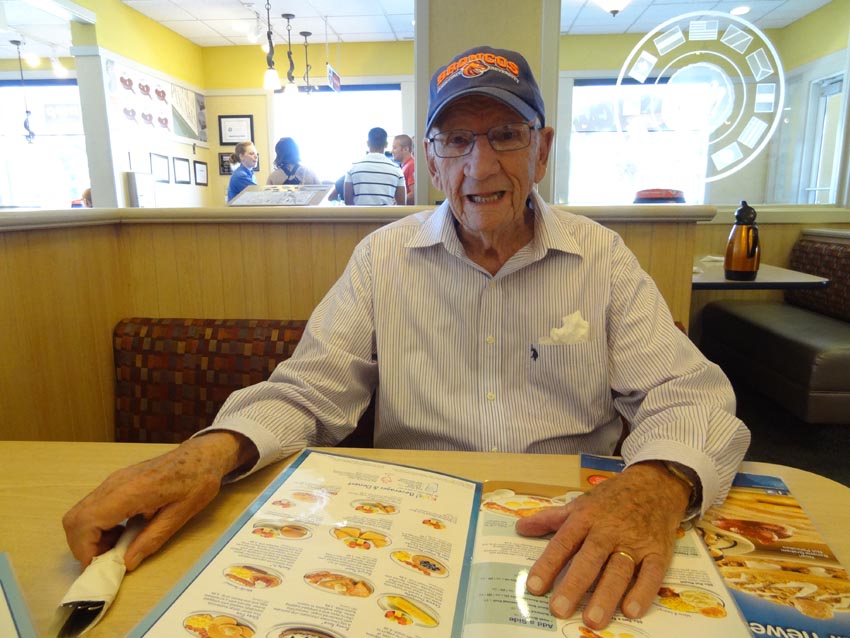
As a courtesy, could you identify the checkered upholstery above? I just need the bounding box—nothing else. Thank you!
[114,318,307,443]
[786,238,850,322]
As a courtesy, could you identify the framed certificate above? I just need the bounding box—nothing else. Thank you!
[218,114,254,145]
[193,161,208,186]
[150,153,170,183]
[173,157,191,184]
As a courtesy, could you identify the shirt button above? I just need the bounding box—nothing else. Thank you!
[486,392,496,401]
[486,335,495,345]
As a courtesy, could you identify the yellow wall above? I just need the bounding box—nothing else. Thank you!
[73,0,205,86]
[201,41,414,90]
[771,0,850,71]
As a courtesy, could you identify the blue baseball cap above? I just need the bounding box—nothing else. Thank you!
[426,46,546,133]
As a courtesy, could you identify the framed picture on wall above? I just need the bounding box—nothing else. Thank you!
[150,153,170,183]
[193,160,208,186]
[218,114,253,145]
[173,157,191,184]
[219,153,233,175]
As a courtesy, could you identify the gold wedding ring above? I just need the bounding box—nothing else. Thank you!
[614,550,636,565]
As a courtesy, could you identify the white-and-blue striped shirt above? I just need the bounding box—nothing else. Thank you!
[210,192,750,514]
[344,153,405,205]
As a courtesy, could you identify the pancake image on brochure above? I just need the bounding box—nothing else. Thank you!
[481,488,574,518]
[266,625,345,638]
[183,611,256,638]
[696,522,755,560]
[378,594,440,627]
[718,557,850,619]
[330,525,391,549]
[223,564,282,589]
[350,499,399,514]
[303,570,374,597]
[390,550,448,577]
[561,620,648,638]
[251,520,312,540]
[654,584,727,617]
[272,491,328,511]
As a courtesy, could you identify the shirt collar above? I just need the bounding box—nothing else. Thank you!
[405,191,583,260]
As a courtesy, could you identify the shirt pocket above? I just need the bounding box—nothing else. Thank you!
[526,340,609,425]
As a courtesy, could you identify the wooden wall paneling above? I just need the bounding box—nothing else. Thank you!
[73,225,126,442]
[119,224,163,316]
[193,225,228,316]
[285,224,321,319]
[170,224,206,317]
[217,225,251,318]
[238,224,272,318]
[0,231,50,440]
[262,224,296,319]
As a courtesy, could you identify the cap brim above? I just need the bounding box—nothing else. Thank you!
[426,87,539,132]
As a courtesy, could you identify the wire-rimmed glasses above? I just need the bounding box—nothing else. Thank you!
[427,122,540,158]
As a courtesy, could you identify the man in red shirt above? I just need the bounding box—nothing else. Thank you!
[392,134,415,204]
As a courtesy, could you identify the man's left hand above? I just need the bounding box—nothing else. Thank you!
[516,461,691,629]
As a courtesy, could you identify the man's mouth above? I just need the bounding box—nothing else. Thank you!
[467,191,505,204]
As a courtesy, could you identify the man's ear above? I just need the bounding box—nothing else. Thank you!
[534,126,556,184]
[425,142,444,192]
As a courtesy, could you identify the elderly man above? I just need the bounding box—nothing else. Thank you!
[63,46,749,631]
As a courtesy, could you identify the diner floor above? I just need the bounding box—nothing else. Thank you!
[733,381,850,488]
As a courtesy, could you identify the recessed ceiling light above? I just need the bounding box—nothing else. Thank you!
[730,6,751,16]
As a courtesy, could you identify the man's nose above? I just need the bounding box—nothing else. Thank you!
[465,135,500,178]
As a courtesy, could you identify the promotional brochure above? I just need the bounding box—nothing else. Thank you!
[130,451,847,638]
[0,553,37,638]
[582,455,850,638]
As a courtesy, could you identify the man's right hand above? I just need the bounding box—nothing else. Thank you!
[62,431,257,571]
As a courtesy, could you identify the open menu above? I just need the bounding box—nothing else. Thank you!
[0,553,37,638]
[582,455,850,638]
[131,450,759,638]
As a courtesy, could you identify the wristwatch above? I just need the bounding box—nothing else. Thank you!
[662,461,702,521]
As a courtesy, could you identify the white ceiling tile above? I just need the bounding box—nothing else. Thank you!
[160,20,222,37]
[124,1,195,21]
[327,15,392,33]
[307,0,382,16]
[339,32,395,42]
[377,0,414,14]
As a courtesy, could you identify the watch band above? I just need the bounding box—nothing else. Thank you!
[663,461,702,520]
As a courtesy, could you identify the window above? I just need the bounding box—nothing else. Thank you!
[802,75,844,204]
[272,86,403,183]
[0,82,89,209]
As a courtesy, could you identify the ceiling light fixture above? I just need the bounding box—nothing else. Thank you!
[281,12,298,95]
[10,39,35,143]
[51,54,69,79]
[300,30,314,93]
[262,1,281,91]
[730,6,751,16]
[594,0,631,17]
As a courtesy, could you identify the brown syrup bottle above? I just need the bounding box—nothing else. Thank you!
[724,200,760,281]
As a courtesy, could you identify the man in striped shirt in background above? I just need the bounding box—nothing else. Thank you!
[63,46,750,633]
[344,127,406,206]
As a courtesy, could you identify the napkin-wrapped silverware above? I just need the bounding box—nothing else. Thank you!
[53,516,145,637]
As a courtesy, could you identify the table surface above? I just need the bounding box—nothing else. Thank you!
[692,260,830,290]
[2,442,850,638]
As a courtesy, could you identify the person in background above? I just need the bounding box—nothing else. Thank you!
[344,127,405,205]
[326,175,346,203]
[62,46,749,632]
[81,188,92,208]
[226,141,258,202]
[392,134,415,204]
[267,137,319,186]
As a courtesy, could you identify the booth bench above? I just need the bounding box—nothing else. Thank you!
[699,230,850,424]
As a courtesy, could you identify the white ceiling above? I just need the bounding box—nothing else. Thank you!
[0,0,834,61]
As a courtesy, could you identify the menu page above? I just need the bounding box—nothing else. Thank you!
[131,450,481,638]
[698,473,850,637]
[0,553,37,638]
[461,477,750,638]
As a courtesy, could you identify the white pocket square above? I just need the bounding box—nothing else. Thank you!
[539,311,589,345]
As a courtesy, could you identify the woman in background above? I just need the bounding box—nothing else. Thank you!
[227,141,258,202]
[267,137,319,186]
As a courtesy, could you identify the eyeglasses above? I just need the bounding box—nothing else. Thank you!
[427,122,540,158]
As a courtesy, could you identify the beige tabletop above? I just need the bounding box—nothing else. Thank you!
[691,260,830,290]
[2,441,849,637]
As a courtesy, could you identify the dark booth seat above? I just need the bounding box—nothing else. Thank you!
[699,231,850,425]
